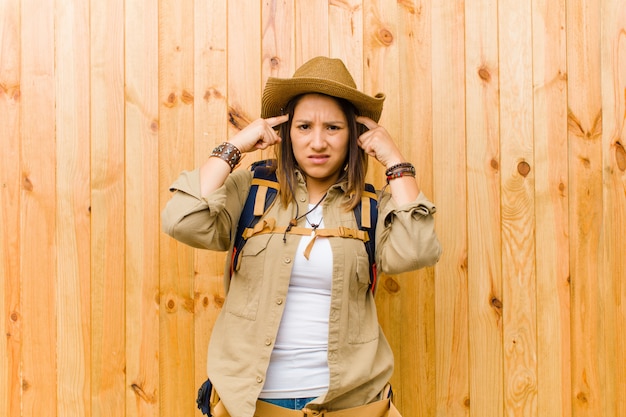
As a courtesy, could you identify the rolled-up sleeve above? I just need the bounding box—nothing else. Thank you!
[161,168,251,251]
[376,191,442,275]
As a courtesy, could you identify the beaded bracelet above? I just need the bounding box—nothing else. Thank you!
[210,142,242,171]
[386,169,416,183]
[385,162,414,177]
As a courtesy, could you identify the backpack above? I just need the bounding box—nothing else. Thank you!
[230,159,380,294]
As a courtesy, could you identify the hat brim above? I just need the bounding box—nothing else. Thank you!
[261,77,385,122]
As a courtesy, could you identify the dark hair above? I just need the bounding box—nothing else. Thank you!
[274,93,368,211]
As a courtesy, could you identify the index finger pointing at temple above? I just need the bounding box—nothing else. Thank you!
[356,116,378,130]
[266,114,289,128]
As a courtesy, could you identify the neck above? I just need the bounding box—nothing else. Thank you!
[305,178,337,203]
[307,186,330,204]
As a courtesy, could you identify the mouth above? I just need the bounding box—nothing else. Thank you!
[308,155,330,164]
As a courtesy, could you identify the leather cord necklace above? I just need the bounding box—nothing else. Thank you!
[283,192,327,243]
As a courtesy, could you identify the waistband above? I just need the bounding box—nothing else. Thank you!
[212,397,401,417]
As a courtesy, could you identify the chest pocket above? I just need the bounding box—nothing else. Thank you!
[348,248,379,344]
[225,234,272,320]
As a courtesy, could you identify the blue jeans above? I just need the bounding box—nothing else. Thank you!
[259,397,317,410]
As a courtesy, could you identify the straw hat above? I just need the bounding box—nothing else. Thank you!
[261,56,385,122]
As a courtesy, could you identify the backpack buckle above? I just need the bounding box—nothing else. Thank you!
[337,226,357,239]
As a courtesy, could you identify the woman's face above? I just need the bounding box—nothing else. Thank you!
[290,94,350,192]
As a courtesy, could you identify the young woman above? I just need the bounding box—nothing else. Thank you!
[162,56,441,417]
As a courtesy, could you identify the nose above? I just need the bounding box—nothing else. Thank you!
[310,127,327,150]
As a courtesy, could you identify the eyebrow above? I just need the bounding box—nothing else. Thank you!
[293,119,346,125]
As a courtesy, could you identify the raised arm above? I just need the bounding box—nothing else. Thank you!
[199,115,289,196]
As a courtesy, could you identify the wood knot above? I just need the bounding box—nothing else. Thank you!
[567,108,602,140]
[181,89,194,104]
[377,28,394,46]
[490,158,499,171]
[150,119,159,133]
[615,141,626,171]
[398,0,419,14]
[204,87,224,101]
[490,296,503,315]
[576,391,588,403]
[214,294,225,308]
[478,66,491,82]
[165,92,177,108]
[228,105,251,131]
[460,256,468,272]
[383,277,400,293]
[131,383,156,403]
[1,84,21,101]
[213,88,224,99]
[183,297,195,313]
[202,296,210,308]
[517,161,531,177]
[270,56,280,69]
[165,298,176,312]
[10,312,18,322]
[22,175,33,192]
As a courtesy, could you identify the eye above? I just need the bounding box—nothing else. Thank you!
[296,123,310,130]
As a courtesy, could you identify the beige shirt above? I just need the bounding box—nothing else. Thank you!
[161,167,442,417]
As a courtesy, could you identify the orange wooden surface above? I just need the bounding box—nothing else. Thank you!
[1,1,624,417]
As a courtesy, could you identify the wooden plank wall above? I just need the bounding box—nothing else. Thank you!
[1,1,625,416]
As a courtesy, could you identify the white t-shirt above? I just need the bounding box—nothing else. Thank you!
[260,204,332,399]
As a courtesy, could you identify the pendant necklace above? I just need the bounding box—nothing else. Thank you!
[283,192,327,243]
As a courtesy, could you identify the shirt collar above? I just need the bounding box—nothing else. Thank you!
[294,168,350,194]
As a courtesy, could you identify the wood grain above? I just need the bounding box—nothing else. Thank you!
[125,0,160,416]
[329,0,363,86]
[499,0,538,415]
[295,0,329,63]
[532,0,571,416]
[394,2,436,415]
[90,0,128,416]
[228,0,262,157]
[55,1,91,416]
[158,0,196,416]
[600,0,626,415]
[567,0,603,415]
[465,0,504,415]
[193,0,228,414]
[20,1,57,415]
[0,1,21,416]
[365,1,435,415]
[262,0,295,80]
[431,1,469,415]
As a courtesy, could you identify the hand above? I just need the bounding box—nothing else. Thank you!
[229,115,289,153]
[356,116,404,168]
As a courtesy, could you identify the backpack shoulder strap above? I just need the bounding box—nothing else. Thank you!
[231,160,279,276]
[353,183,379,294]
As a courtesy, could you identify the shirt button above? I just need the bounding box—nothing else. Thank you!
[299,196,306,202]
[283,257,291,264]
[265,338,272,346]
[276,298,284,305]
[256,376,263,383]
